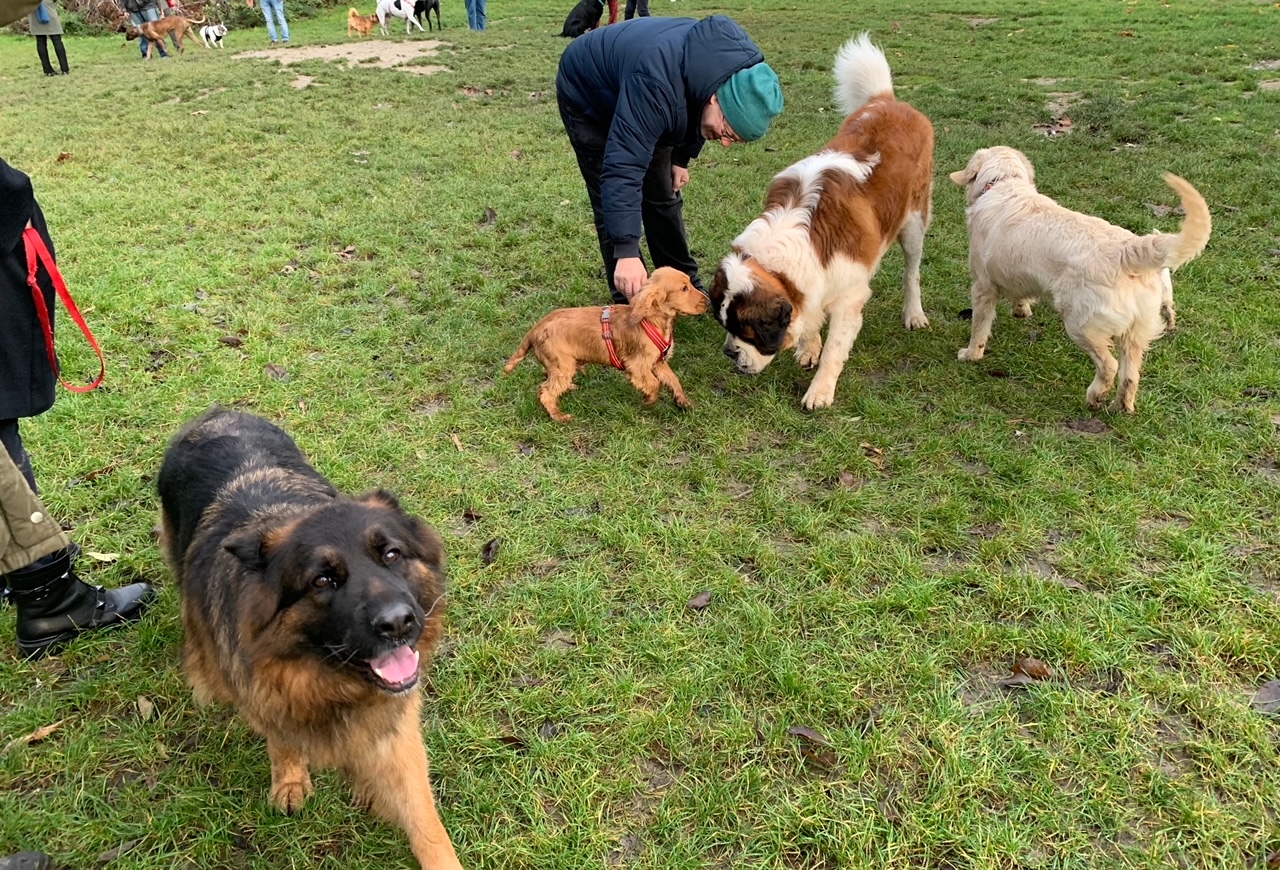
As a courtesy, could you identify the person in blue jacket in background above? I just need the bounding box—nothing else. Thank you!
[556,15,783,303]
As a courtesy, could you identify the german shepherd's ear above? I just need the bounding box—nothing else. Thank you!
[224,526,270,572]
[358,489,403,513]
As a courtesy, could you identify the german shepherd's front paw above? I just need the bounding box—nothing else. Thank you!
[270,776,314,815]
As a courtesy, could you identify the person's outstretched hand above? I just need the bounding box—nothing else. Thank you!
[614,257,647,301]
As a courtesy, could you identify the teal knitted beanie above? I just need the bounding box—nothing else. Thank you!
[715,62,784,142]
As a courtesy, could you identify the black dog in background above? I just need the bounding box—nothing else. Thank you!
[413,0,441,31]
[559,0,603,37]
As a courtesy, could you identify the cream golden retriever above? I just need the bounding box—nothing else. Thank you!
[949,146,1211,413]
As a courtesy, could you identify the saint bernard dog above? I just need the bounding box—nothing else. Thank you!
[710,33,935,410]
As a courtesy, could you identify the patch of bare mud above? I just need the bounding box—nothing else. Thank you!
[235,39,452,75]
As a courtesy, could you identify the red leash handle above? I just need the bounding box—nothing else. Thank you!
[23,226,105,393]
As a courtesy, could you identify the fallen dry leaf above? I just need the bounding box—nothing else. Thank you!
[1013,657,1054,680]
[136,696,155,721]
[97,838,142,863]
[836,471,862,490]
[86,551,119,563]
[264,363,291,382]
[541,630,577,651]
[337,244,358,261]
[450,433,465,451]
[860,442,885,471]
[481,537,501,565]
[218,335,245,348]
[3,718,65,754]
[786,725,831,746]
[463,508,484,525]
[510,149,524,160]
[56,151,72,163]
[190,110,208,116]
[687,590,713,611]
[478,206,498,225]
[1252,679,1280,715]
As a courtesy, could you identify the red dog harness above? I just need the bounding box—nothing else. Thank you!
[600,306,672,372]
[23,227,105,393]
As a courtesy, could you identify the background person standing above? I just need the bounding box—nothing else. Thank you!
[28,0,69,76]
[248,0,289,44]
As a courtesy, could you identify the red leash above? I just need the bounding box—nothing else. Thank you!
[601,306,673,370]
[23,227,105,393]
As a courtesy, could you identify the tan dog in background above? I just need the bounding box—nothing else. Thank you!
[504,267,708,422]
[949,146,1211,413]
[347,6,377,36]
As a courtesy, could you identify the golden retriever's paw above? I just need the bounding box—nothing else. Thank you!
[1011,300,1034,319]
[550,412,573,422]
[957,347,984,362]
[904,311,930,330]
[1107,397,1137,415]
[675,395,694,410]
[801,381,836,411]
[270,779,313,815]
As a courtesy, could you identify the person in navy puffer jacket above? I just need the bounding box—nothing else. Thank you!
[556,15,783,303]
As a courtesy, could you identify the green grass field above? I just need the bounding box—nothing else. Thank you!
[2,0,1279,867]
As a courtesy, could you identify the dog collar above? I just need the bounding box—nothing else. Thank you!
[975,176,1008,200]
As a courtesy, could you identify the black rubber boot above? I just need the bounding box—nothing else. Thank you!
[7,551,155,659]
[0,852,52,870]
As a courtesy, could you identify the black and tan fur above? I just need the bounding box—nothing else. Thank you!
[156,407,462,870]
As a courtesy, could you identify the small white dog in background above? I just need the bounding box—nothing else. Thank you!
[199,22,228,47]
[376,0,424,34]
[949,145,1211,414]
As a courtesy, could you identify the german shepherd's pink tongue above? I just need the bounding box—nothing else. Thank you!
[370,645,419,684]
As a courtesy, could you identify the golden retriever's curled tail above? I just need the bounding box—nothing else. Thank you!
[349,6,359,13]
[503,333,533,373]
[1119,173,1211,274]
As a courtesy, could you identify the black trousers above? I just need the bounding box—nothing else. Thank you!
[558,95,702,304]
[35,35,69,75]
[623,0,648,18]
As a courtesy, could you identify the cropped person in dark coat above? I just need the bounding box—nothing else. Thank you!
[0,157,155,660]
[556,15,784,303]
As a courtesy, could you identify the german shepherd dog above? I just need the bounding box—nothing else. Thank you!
[157,407,463,870]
